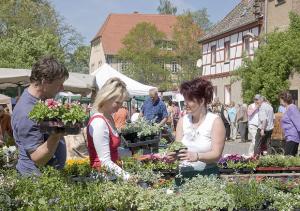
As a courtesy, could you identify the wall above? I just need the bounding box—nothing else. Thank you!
[266,0,293,33]
[209,76,243,105]
[89,39,106,74]
[202,26,260,76]
[289,72,300,107]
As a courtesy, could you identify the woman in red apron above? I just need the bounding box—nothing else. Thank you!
[87,77,130,180]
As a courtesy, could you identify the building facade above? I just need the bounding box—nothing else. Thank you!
[199,0,263,104]
[89,13,177,74]
[200,0,300,106]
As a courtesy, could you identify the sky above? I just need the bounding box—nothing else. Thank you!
[50,0,240,45]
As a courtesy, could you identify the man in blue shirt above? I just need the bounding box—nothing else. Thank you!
[140,88,168,126]
[12,56,69,176]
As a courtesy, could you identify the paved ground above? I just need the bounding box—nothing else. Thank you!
[223,139,251,155]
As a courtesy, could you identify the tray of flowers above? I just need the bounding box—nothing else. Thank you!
[218,154,258,174]
[121,118,162,147]
[29,99,88,135]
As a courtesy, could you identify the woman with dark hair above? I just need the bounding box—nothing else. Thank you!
[168,78,225,184]
[279,91,300,156]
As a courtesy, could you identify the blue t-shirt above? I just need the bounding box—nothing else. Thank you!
[12,88,66,176]
[141,97,168,123]
[228,107,237,123]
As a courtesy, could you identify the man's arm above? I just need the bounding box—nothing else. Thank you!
[29,133,64,167]
[159,102,168,126]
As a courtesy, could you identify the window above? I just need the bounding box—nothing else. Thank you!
[243,37,250,56]
[106,55,113,64]
[224,42,230,62]
[171,61,178,73]
[213,86,218,99]
[211,46,216,65]
[224,85,231,105]
[276,0,286,6]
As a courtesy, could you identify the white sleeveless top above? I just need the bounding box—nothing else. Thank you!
[180,112,218,171]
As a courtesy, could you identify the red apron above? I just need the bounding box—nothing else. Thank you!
[87,114,120,169]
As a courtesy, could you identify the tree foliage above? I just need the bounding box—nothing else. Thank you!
[0,0,85,71]
[184,8,213,32]
[237,12,300,107]
[173,13,203,83]
[157,0,177,15]
[65,46,91,74]
[118,22,171,89]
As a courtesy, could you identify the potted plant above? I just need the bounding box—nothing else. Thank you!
[29,99,88,135]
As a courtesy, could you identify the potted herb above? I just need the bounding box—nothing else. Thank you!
[29,99,87,135]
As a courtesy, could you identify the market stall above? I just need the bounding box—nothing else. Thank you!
[92,63,156,96]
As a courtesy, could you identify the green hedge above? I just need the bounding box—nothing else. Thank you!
[0,168,300,211]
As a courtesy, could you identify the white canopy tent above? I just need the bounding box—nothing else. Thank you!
[91,63,156,96]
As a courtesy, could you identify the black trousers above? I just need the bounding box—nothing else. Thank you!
[224,123,230,140]
[238,122,248,142]
[284,141,299,156]
[254,128,273,155]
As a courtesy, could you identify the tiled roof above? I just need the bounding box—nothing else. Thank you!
[200,0,260,42]
[92,13,177,55]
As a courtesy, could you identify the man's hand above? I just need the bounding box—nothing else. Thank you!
[177,149,198,162]
[260,129,265,137]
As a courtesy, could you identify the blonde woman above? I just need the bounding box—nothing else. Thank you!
[87,77,130,180]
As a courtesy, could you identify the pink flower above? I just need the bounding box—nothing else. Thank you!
[45,99,58,109]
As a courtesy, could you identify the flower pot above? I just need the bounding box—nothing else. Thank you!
[219,168,235,174]
[39,121,82,135]
[122,132,138,143]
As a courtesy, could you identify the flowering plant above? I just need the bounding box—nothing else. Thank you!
[218,154,258,170]
[29,99,87,125]
[121,118,162,138]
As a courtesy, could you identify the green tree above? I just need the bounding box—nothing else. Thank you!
[173,13,203,83]
[157,0,177,15]
[0,0,83,69]
[237,12,300,107]
[184,8,213,32]
[65,45,91,73]
[0,27,64,68]
[118,22,172,89]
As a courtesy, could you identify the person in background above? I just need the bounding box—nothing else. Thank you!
[131,107,140,123]
[220,104,230,141]
[0,105,13,146]
[87,77,131,180]
[211,97,222,115]
[12,56,69,176]
[172,101,180,131]
[254,96,274,155]
[247,95,260,156]
[166,100,174,130]
[168,78,225,185]
[228,101,237,141]
[140,88,168,126]
[279,91,300,156]
[278,104,286,113]
[113,102,128,130]
[236,103,248,142]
